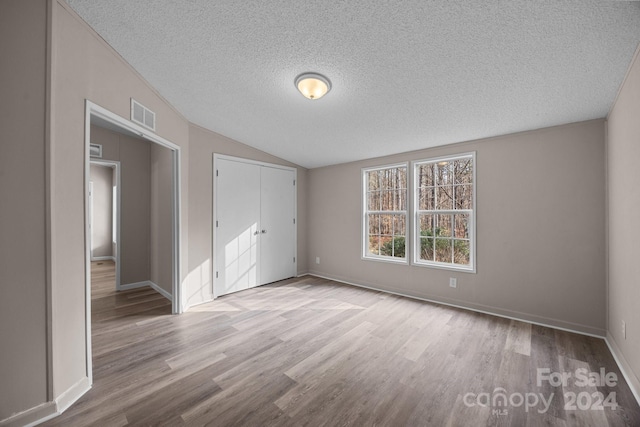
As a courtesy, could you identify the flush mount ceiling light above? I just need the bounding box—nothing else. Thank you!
[295,72,331,100]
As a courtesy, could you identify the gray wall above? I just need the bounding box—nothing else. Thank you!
[89,164,113,258]
[49,0,190,406]
[307,120,606,335]
[607,45,640,394]
[151,143,174,295]
[186,124,308,309]
[0,0,48,420]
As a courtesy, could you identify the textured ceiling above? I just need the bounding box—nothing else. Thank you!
[67,1,640,168]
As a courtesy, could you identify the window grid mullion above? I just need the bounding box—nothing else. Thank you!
[450,213,454,264]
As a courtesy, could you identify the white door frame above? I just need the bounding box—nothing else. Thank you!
[212,153,297,299]
[89,159,121,290]
[84,100,182,384]
[89,181,93,259]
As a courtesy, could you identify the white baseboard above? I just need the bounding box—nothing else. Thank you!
[120,280,173,302]
[605,332,640,406]
[0,402,56,427]
[90,255,115,262]
[54,376,91,417]
[119,280,151,291]
[149,280,173,302]
[0,376,91,427]
[306,272,606,338]
[183,295,214,312]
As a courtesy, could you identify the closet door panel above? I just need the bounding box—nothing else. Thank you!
[215,159,261,296]
[260,166,296,285]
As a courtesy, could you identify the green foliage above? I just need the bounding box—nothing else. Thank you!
[380,227,469,264]
[380,237,406,258]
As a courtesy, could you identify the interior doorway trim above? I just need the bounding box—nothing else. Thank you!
[84,100,182,383]
[89,159,121,289]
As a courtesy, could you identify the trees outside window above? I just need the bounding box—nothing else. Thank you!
[414,153,475,271]
[362,164,408,262]
[362,153,475,271]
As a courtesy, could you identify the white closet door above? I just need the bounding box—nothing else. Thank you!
[260,166,296,285]
[215,159,261,296]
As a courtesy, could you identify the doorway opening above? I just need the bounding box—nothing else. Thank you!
[89,160,120,289]
[84,100,181,384]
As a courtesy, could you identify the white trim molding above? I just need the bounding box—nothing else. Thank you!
[119,280,152,291]
[0,402,56,427]
[54,377,92,416]
[120,280,173,302]
[90,256,115,262]
[0,376,91,427]
[605,333,640,406]
[149,281,173,302]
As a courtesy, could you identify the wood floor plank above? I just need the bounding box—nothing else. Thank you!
[559,356,610,427]
[42,261,640,426]
[504,319,533,356]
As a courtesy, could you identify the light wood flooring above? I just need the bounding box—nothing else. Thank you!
[44,261,640,426]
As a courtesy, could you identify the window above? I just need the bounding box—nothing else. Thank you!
[413,153,475,271]
[363,164,408,262]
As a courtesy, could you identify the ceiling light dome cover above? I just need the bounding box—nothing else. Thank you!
[295,72,331,100]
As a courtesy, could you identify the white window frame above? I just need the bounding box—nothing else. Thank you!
[362,162,409,264]
[412,152,476,273]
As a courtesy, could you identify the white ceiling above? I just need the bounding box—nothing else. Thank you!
[67,1,640,169]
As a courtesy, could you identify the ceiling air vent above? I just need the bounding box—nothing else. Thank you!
[130,98,156,131]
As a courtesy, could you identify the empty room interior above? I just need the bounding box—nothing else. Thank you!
[3,1,640,426]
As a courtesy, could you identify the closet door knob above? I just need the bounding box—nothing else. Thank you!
[261,229,267,234]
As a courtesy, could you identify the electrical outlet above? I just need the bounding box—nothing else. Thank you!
[316,257,320,264]
[622,320,626,339]
[449,277,457,288]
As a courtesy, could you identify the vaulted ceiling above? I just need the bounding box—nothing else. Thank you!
[67,1,640,168]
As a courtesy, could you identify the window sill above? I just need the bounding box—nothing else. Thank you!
[362,255,409,265]
[412,260,476,273]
